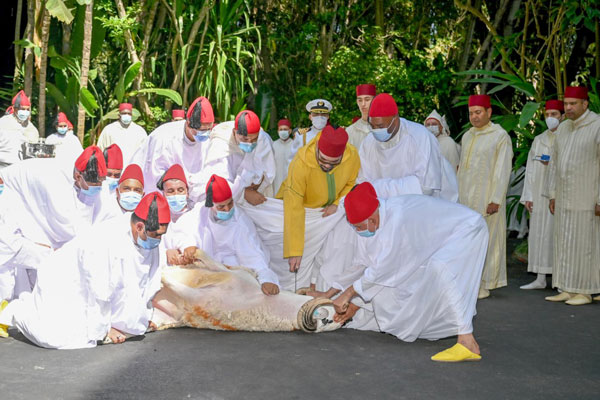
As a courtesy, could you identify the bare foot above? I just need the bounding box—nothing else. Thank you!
[333,302,360,324]
[457,333,480,355]
[107,327,126,344]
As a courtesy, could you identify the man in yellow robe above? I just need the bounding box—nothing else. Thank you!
[458,94,513,299]
[277,125,360,273]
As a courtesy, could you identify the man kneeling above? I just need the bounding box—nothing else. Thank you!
[333,182,488,362]
[0,193,170,349]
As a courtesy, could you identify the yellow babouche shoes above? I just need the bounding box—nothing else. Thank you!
[431,343,482,362]
[0,300,9,338]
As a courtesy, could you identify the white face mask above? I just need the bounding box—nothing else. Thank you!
[278,130,290,140]
[120,114,132,125]
[545,116,560,131]
[426,125,440,136]
[17,110,30,122]
[312,116,328,130]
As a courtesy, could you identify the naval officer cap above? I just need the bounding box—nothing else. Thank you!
[306,99,332,114]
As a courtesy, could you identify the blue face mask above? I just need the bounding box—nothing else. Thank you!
[0,184,4,196]
[120,114,132,125]
[354,220,376,238]
[215,207,235,221]
[370,118,395,142]
[194,130,211,143]
[106,177,119,191]
[57,127,68,135]
[167,194,187,212]
[17,110,30,122]
[239,141,257,153]
[118,191,142,211]
[137,230,161,249]
[81,184,103,197]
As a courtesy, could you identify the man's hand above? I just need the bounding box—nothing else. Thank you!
[261,282,280,295]
[524,201,533,213]
[595,204,600,217]
[333,302,360,324]
[244,187,266,206]
[288,256,302,272]
[486,202,500,215]
[332,287,356,315]
[549,199,555,215]
[107,327,126,344]
[182,246,199,264]
[321,204,338,217]
[166,249,184,265]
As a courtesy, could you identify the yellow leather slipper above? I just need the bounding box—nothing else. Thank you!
[431,343,482,362]
[0,300,9,338]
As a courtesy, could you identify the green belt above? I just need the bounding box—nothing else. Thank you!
[325,173,336,206]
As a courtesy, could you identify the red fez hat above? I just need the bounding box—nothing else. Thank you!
[67,120,74,130]
[468,94,491,108]
[172,109,185,119]
[119,103,133,112]
[344,182,380,224]
[278,119,292,128]
[12,90,31,107]
[545,100,564,112]
[134,192,171,225]
[187,97,215,124]
[103,144,123,170]
[564,86,588,100]
[368,93,398,118]
[157,164,188,190]
[57,112,71,125]
[205,174,232,207]
[75,146,107,177]
[235,110,261,135]
[119,164,144,185]
[351,116,360,124]
[6,106,14,115]
[318,125,348,158]
[356,84,376,97]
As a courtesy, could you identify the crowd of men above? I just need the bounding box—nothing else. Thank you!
[0,82,597,363]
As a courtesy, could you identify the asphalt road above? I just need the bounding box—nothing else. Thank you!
[1,238,599,400]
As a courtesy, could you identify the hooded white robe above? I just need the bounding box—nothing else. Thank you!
[424,110,460,170]
[45,131,83,170]
[0,114,39,168]
[96,120,147,165]
[169,204,279,286]
[272,137,294,194]
[130,120,209,203]
[548,110,600,294]
[358,118,458,202]
[346,118,370,150]
[0,214,161,349]
[458,122,513,290]
[520,129,557,274]
[346,196,487,341]
[200,121,276,202]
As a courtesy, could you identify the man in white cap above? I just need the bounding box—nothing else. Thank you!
[346,84,376,149]
[131,97,215,203]
[520,100,564,290]
[288,99,333,162]
[97,103,147,165]
[424,110,460,170]
[0,90,39,169]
